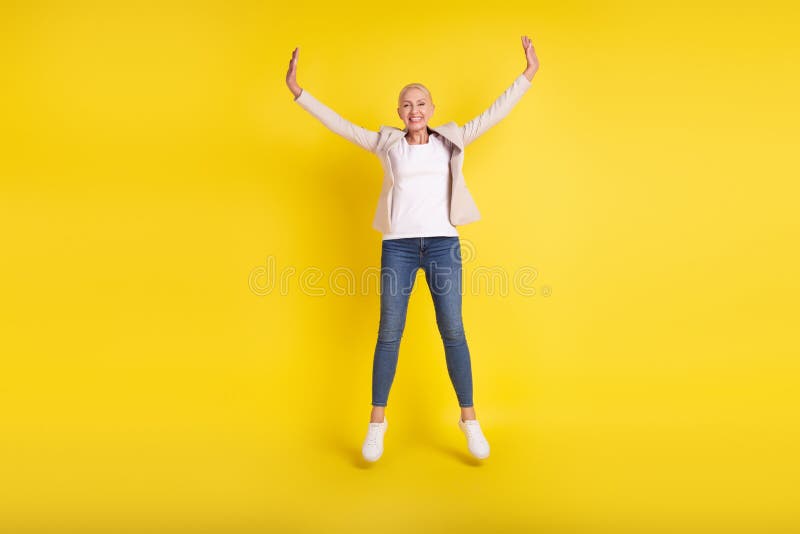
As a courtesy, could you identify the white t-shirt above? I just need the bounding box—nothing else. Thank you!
[382,132,460,240]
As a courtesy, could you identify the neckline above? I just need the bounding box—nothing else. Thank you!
[404,133,434,146]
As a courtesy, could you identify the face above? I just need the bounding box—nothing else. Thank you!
[397,87,434,132]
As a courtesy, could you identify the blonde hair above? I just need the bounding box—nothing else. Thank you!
[398,83,434,107]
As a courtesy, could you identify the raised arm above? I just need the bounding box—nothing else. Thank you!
[286,47,379,154]
[461,35,540,147]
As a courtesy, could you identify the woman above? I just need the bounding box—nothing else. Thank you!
[285,36,539,462]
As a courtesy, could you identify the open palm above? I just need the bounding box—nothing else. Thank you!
[286,47,301,97]
[521,35,539,72]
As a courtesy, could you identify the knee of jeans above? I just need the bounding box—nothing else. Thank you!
[438,323,466,343]
[377,325,405,344]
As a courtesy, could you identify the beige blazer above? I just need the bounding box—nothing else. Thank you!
[293,73,533,234]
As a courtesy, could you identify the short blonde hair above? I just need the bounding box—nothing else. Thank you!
[398,83,433,107]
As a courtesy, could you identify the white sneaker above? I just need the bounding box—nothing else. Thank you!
[362,417,388,462]
[458,417,490,459]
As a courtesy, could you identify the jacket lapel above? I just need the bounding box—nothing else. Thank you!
[430,122,464,152]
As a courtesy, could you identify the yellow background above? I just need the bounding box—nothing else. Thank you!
[2,1,798,532]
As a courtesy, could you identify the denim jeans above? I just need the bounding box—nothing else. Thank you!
[371,236,474,408]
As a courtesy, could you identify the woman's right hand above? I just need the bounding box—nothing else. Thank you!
[286,47,302,99]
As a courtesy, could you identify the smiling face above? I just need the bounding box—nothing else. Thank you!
[397,85,435,133]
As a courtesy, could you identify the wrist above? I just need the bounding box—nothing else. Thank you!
[523,66,537,81]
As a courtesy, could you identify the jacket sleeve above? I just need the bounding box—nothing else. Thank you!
[460,73,533,148]
[293,88,380,154]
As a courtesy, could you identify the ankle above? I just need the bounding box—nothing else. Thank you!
[370,408,386,423]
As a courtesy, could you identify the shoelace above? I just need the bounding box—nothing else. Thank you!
[463,421,483,439]
[366,423,384,445]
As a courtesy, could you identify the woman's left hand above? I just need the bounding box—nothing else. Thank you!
[521,35,539,76]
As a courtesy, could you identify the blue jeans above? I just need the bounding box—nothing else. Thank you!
[371,236,474,408]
